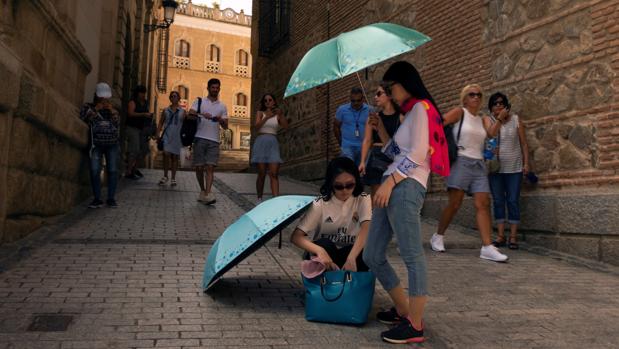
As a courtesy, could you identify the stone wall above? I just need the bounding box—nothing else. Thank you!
[251,0,619,265]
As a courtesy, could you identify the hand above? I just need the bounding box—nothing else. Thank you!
[368,112,380,130]
[523,163,530,175]
[316,248,338,271]
[497,108,509,123]
[358,163,366,176]
[342,257,357,272]
[201,112,213,119]
[373,180,394,208]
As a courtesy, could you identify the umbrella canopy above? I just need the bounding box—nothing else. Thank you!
[284,22,431,98]
[203,195,316,290]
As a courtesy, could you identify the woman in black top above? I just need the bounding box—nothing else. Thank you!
[125,85,153,179]
[359,82,401,196]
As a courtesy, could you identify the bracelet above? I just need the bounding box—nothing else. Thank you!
[391,173,397,186]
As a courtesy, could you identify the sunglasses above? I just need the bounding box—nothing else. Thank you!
[375,91,385,97]
[468,92,482,98]
[351,98,363,103]
[492,100,505,107]
[333,182,355,191]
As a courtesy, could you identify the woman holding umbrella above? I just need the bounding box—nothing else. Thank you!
[362,61,435,344]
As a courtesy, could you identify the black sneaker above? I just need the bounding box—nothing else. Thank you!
[88,199,104,209]
[106,199,118,208]
[377,307,404,325]
[381,319,424,344]
[134,169,144,178]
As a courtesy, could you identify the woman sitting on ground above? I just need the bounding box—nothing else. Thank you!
[291,157,371,272]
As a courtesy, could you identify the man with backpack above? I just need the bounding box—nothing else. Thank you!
[80,82,121,208]
[187,78,228,205]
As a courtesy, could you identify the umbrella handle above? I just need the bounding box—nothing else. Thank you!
[355,71,371,109]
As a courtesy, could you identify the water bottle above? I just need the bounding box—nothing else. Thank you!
[484,138,497,160]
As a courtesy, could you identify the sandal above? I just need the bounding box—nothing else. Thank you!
[508,237,519,250]
[492,236,506,248]
[170,179,177,186]
[158,177,168,185]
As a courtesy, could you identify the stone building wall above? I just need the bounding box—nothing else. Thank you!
[0,0,162,244]
[251,0,619,265]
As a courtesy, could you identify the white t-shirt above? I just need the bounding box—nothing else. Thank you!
[190,97,228,143]
[453,108,486,160]
[296,194,372,248]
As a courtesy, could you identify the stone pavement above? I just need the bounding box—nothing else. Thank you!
[0,170,618,349]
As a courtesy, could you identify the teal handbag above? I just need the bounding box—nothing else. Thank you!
[303,270,375,324]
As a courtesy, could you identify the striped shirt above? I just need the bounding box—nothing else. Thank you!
[495,114,523,173]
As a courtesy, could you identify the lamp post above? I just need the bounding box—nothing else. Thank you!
[144,0,178,32]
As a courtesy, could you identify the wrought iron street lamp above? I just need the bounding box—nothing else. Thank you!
[144,0,178,32]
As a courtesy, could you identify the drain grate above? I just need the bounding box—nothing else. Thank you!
[27,314,73,332]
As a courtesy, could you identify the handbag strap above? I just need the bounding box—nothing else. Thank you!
[320,272,352,302]
[161,108,178,138]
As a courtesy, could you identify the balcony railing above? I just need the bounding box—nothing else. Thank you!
[234,65,249,77]
[233,105,248,118]
[205,61,221,73]
[173,56,190,69]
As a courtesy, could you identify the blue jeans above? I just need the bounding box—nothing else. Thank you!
[488,172,522,224]
[90,144,120,201]
[340,145,362,167]
[363,178,428,296]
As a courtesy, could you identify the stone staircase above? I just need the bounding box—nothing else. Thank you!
[152,149,249,172]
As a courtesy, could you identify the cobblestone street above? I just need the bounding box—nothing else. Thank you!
[0,170,618,349]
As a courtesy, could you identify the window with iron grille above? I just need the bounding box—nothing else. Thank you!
[237,49,249,66]
[258,0,290,56]
[236,93,247,106]
[175,40,190,57]
[210,45,221,62]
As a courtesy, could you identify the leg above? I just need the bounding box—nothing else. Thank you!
[267,162,280,197]
[256,163,267,199]
[170,154,178,180]
[505,172,523,243]
[89,147,103,200]
[205,165,215,194]
[105,145,120,201]
[162,152,169,178]
[488,174,507,242]
[195,166,205,191]
[473,192,493,246]
[386,180,428,328]
[436,189,465,235]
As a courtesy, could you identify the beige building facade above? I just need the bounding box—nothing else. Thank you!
[155,1,252,151]
[0,0,166,244]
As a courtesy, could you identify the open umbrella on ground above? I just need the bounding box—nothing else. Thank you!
[203,195,315,291]
[284,22,431,99]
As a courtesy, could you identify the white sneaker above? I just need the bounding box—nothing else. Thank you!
[197,191,207,202]
[158,177,168,186]
[204,193,216,205]
[480,245,508,262]
[430,233,446,252]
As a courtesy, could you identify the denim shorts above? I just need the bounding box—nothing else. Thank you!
[446,156,490,194]
[192,138,220,166]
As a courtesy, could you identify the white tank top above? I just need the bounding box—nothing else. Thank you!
[258,112,279,135]
[453,108,486,160]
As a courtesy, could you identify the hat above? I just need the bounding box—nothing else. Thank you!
[301,256,339,279]
[95,82,112,98]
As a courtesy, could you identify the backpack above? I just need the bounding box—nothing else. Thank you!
[444,108,464,165]
[180,97,200,147]
[91,108,119,146]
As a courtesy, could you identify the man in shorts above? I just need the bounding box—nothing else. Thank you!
[187,79,228,204]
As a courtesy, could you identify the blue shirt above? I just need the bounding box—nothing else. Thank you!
[336,103,369,148]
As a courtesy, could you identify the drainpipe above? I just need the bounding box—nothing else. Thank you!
[325,1,331,168]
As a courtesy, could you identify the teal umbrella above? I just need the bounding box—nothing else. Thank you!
[284,22,431,98]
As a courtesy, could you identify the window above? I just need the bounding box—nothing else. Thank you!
[237,50,249,66]
[209,44,220,62]
[258,0,290,56]
[175,85,189,100]
[175,40,190,57]
[235,93,247,106]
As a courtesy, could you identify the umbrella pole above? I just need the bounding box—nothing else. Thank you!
[355,72,371,108]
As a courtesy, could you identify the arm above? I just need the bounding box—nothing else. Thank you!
[219,106,229,129]
[517,117,530,175]
[157,110,165,136]
[484,115,501,138]
[359,119,374,174]
[254,111,269,129]
[343,220,369,271]
[127,100,151,118]
[333,118,342,145]
[79,104,98,123]
[442,107,464,126]
[291,228,338,271]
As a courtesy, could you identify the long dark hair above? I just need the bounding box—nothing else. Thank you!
[320,157,363,201]
[379,81,401,115]
[383,61,442,118]
[131,85,147,102]
[259,93,278,112]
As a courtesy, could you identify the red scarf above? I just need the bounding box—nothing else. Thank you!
[401,98,450,177]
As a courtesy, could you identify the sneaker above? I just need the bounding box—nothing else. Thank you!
[376,307,404,325]
[134,169,144,178]
[170,179,177,187]
[480,245,508,262]
[197,191,207,202]
[158,177,168,185]
[381,318,424,344]
[430,233,446,252]
[106,199,118,208]
[88,199,104,209]
[203,193,216,205]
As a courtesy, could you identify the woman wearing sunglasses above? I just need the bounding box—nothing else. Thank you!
[291,157,371,272]
[359,83,402,197]
[361,61,439,344]
[430,85,509,262]
[251,93,288,203]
